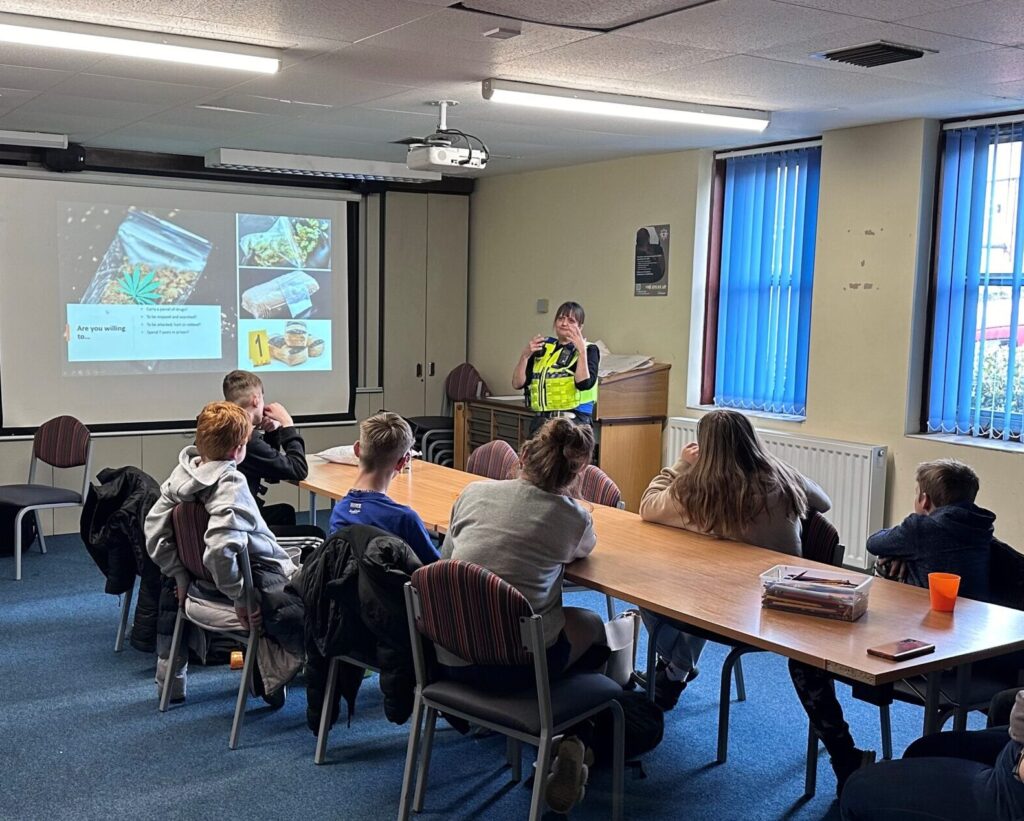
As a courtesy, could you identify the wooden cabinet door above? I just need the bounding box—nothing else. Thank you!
[424,193,468,413]
[382,192,428,416]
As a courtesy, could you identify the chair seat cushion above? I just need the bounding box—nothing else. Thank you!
[0,484,82,507]
[423,672,623,735]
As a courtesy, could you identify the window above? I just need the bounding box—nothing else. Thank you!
[701,144,822,416]
[926,121,1024,441]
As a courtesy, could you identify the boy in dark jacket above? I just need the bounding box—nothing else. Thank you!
[868,459,993,598]
[789,458,996,796]
[223,370,308,528]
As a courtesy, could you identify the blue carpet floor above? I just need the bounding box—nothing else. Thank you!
[2,534,985,820]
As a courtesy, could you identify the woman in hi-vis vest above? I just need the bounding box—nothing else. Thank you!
[512,301,601,436]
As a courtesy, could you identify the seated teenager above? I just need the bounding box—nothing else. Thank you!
[328,412,439,565]
[145,401,302,704]
[790,458,996,795]
[841,688,1024,820]
[638,408,831,710]
[440,418,609,814]
[223,369,308,528]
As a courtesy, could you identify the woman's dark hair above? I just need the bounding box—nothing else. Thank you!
[555,301,585,326]
[520,418,594,494]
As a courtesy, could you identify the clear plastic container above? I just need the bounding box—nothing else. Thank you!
[760,564,873,622]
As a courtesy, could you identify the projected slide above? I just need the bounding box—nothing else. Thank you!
[61,205,334,376]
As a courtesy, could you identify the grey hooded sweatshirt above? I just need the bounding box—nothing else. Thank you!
[145,446,296,606]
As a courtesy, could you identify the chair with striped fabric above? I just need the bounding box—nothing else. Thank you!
[399,559,625,821]
[466,439,519,480]
[0,415,92,580]
[407,363,491,467]
[565,465,623,619]
[159,502,260,751]
[572,465,625,510]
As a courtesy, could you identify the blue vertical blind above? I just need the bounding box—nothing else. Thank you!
[715,147,821,415]
[927,123,1024,440]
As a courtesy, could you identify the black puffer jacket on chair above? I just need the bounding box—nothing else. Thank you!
[301,524,423,732]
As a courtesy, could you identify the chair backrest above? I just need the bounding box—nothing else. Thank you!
[572,464,623,509]
[988,538,1024,610]
[466,440,520,480]
[33,415,90,468]
[444,363,492,404]
[800,511,844,567]
[171,502,213,582]
[410,559,533,666]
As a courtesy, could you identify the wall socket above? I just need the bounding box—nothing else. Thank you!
[536,298,549,313]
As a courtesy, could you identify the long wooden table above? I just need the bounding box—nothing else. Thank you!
[301,459,1024,736]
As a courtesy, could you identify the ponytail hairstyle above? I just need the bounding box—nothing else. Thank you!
[520,418,595,494]
[670,409,807,535]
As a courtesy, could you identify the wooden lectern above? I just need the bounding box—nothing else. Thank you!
[454,363,670,511]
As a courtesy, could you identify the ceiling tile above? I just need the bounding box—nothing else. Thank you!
[643,54,959,111]
[53,73,217,106]
[224,51,416,108]
[771,0,989,24]
[0,109,120,141]
[0,64,74,92]
[495,35,727,82]
[170,0,442,44]
[900,0,1024,47]
[457,0,704,30]
[309,43,492,88]
[358,7,593,61]
[751,19,1000,71]
[618,0,859,52]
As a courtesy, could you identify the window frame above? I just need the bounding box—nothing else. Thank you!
[699,139,823,416]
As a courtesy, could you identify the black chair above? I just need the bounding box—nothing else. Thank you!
[399,559,625,821]
[407,363,490,466]
[0,415,92,580]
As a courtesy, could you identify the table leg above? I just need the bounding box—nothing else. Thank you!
[309,490,317,529]
[952,663,972,732]
[923,670,942,735]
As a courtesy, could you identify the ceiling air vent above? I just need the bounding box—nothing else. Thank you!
[819,41,929,68]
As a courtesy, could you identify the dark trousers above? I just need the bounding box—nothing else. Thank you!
[788,659,862,771]
[259,502,297,528]
[840,729,1024,821]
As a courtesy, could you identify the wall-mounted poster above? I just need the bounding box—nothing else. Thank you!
[635,224,669,296]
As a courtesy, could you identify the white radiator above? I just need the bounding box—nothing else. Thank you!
[664,417,887,569]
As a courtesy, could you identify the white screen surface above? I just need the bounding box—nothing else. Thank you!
[0,171,355,429]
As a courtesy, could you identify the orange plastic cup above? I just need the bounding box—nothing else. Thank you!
[928,572,961,612]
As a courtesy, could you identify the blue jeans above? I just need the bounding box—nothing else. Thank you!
[640,610,705,674]
[841,729,1024,821]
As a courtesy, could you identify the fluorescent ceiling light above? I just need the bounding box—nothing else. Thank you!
[0,129,68,149]
[482,78,770,132]
[205,149,442,183]
[0,12,280,73]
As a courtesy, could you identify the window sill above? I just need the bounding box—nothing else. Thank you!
[905,432,1024,455]
[686,404,806,424]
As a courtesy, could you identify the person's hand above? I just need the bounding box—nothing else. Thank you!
[873,557,907,583]
[235,604,263,630]
[564,319,586,351]
[523,334,545,358]
[263,402,293,429]
[681,442,700,465]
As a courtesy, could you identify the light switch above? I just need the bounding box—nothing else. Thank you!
[536,299,549,313]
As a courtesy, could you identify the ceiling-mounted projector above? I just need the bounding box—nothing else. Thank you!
[397,99,489,175]
[406,144,487,173]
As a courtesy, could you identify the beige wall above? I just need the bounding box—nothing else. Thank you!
[469,118,1024,547]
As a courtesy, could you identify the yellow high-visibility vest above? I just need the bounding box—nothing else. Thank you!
[527,340,598,412]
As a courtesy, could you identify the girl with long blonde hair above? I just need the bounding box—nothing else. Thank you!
[638,409,831,709]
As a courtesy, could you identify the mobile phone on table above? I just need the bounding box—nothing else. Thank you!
[866,638,935,661]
